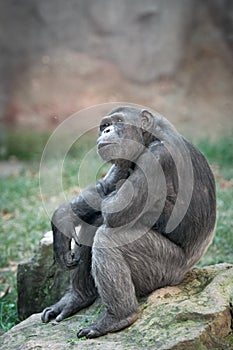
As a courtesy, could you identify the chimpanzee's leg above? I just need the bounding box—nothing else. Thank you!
[77,228,186,338]
[41,244,98,323]
[77,226,138,338]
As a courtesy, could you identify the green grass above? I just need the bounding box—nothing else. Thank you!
[198,135,233,179]
[0,129,97,161]
[196,135,233,265]
[0,271,18,332]
[0,133,232,333]
[198,181,233,266]
[0,130,50,161]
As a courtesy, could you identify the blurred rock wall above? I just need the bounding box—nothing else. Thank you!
[0,0,232,137]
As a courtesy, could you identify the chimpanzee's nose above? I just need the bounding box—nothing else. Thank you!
[104,126,113,134]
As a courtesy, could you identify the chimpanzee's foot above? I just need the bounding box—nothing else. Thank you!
[41,292,96,323]
[77,311,138,338]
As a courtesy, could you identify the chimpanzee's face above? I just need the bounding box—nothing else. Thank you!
[97,109,144,163]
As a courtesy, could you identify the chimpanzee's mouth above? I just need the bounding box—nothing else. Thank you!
[97,142,118,149]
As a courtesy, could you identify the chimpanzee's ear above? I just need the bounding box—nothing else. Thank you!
[141,110,154,131]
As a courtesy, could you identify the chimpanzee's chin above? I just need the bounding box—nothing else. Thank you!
[98,144,123,162]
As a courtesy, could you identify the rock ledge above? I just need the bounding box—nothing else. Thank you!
[1,263,233,350]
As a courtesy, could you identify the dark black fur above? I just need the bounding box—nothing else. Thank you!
[41,106,216,338]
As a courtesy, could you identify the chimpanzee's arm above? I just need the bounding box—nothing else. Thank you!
[101,149,166,229]
[52,164,131,268]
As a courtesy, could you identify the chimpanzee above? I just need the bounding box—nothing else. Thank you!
[41,106,216,338]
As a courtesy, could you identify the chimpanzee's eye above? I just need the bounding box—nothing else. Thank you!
[100,122,110,132]
[116,118,123,124]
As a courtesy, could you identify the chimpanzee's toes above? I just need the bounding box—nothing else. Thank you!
[77,326,103,339]
[41,307,59,323]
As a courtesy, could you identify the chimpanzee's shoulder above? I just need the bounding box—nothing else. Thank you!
[148,140,167,155]
[147,139,177,168]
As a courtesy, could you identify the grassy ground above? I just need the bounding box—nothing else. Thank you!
[0,133,232,333]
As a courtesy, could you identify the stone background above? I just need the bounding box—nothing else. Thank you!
[0,0,232,138]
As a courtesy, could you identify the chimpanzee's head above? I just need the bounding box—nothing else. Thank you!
[97,106,156,163]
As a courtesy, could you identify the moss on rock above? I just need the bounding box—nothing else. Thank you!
[3,263,232,350]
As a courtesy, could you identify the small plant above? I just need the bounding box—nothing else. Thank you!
[0,300,19,332]
[67,336,87,343]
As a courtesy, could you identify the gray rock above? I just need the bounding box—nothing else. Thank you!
[0,1,232,136]
[17,231,70,320]
[87,0,195,82]
[0,0,194,102]
[4,263,233,349]
[207,0,233,49]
